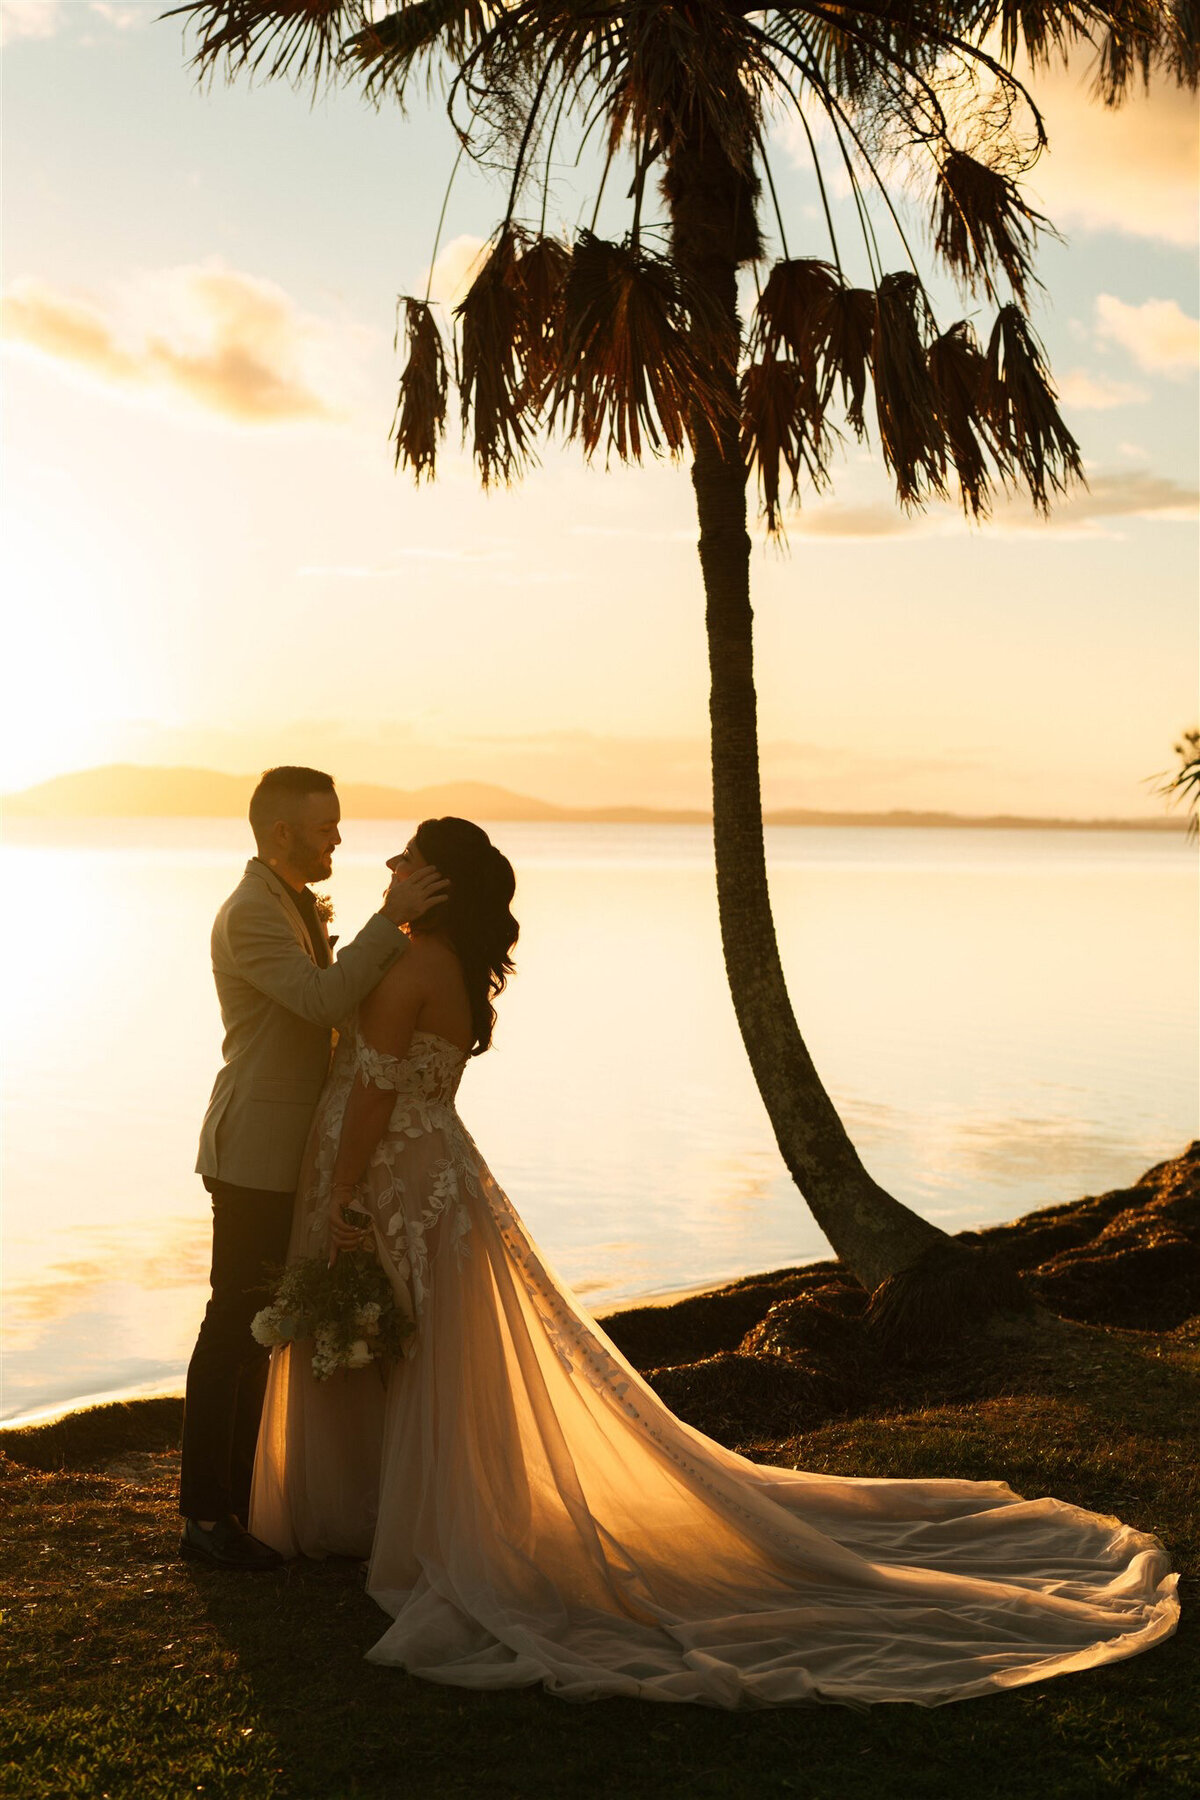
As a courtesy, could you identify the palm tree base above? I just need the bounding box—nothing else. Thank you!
[865,1241,1031,1354]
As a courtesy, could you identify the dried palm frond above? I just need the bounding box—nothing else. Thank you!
[1163,0,1200,89]
[750,258,842,367]
[509,232,572,401]
[341,0,490,100]
[1093,0,1200,98]
[551,232,722,465]
[983,306,1083,513]
[933,149,1050,305]
[871,273,946,508]
[927,321,993,518]
[168,1,362,87]
[455,230,535,487]
[740,357,832,534]
[391,298,447,482]
[821,285,875,439]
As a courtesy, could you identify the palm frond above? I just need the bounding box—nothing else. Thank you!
[168,1,363,87]
[932,149,1050,305]
[341,0,492,101]
[740,358,833,534]
[455,229,535,487]
[1154,726,1200,837]
[551,232,722,464]
[391,298,448,482]
[749,258,842,365]
[1163,1,1200,88]
[871,272,946,508]
[822,284,875,439]
[983,305,1084,512]
[509,232,572,398]
[927,320,993,517]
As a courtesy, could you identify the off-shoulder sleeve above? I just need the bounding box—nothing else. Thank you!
[354,1039,409,1091]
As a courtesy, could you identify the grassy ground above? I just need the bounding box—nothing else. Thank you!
[2,1313,1195,1800]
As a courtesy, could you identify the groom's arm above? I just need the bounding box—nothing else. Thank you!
[220,899,407,1031]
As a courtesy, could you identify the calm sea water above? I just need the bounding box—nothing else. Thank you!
[2,819,1196,1423]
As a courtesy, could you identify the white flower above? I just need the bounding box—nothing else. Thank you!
[345,1338,373,1369]
[355,1302,382,1336]
[250,1308,284,1347]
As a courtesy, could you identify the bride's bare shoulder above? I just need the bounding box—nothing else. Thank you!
[388,930,462,989]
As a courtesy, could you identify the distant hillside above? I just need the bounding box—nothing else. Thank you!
[0,764,1183,831]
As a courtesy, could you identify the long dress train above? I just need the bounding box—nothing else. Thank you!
[251,1025,1179,1707]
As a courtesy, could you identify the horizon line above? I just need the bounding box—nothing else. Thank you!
[0,761,1186,832]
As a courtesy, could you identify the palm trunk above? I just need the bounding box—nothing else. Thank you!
[666,129,944,1295]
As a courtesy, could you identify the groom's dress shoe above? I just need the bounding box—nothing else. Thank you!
[180,1515,284,1570]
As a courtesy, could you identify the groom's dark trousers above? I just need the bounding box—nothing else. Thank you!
[179,1178,294,1523]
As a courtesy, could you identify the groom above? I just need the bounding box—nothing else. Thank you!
[179,765,446,1569]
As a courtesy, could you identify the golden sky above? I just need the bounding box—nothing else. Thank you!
[1,2,1197,816]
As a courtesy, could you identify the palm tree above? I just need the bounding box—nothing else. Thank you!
[1157,728,1200,837]
[173,2,1197,1311]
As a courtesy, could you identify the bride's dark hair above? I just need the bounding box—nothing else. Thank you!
[411,817,518,1055]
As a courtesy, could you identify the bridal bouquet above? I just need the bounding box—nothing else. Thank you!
[251,1248,411,1380]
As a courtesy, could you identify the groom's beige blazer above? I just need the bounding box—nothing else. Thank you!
[196,859,406,1192]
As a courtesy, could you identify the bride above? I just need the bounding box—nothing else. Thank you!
[251,817,1178,1707]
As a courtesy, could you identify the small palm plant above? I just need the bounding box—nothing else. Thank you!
[173,2,1197,1317]
[1157,729,1200,838]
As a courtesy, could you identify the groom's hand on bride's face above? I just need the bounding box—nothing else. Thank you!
[382,863,449,925]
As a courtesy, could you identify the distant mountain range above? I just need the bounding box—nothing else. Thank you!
[0,764,1183,831]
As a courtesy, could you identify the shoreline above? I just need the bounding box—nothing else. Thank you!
[0,1267,771,1433]
[3,1146,1195,1798]
[7,1143,1194,1439]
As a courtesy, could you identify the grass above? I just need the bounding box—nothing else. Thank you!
[2,1314,1195,1800]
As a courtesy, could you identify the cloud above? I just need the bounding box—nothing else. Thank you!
[1023,61,1198,247]
[0,0,61,44]
[1056,368,1148,410]
[787,471,1198,538]
[1,263,353,423]
[1094,295,1199,374]
[0,0,146,42]
[420,235,488,312]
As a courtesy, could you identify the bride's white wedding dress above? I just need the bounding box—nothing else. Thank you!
[251,1023,1178,1707]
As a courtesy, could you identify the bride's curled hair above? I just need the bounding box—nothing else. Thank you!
[411,817,518,1054]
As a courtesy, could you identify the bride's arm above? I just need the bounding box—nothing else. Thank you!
[327,952,429,1258]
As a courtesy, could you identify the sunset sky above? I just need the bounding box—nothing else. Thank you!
[2,1,1197,816]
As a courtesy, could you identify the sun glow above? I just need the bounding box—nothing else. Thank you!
[1,497,148,791]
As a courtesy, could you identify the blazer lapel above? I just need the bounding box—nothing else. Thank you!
[245,860,319,966]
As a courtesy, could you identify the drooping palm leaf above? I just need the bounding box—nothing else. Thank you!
[871,272,947,507]
[740,356,832,534]
[551,232,721,464]
[509,231,572,399]
[821,284,876,439]
[750,257,842,367]
[983,305,1083,512]
[392,297,448,481]
[455,228,536,486]
[933,149,1051,304]
[927,319,994,516]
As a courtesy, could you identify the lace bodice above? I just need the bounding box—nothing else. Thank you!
[349,1027,468,1116]
[298,1023,475,1324]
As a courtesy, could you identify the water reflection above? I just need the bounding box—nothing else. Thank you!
[2,819,1195,1420]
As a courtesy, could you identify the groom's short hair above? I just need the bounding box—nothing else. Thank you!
[250,765,336,843]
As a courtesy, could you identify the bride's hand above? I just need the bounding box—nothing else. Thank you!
[327,1187,371,1266]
